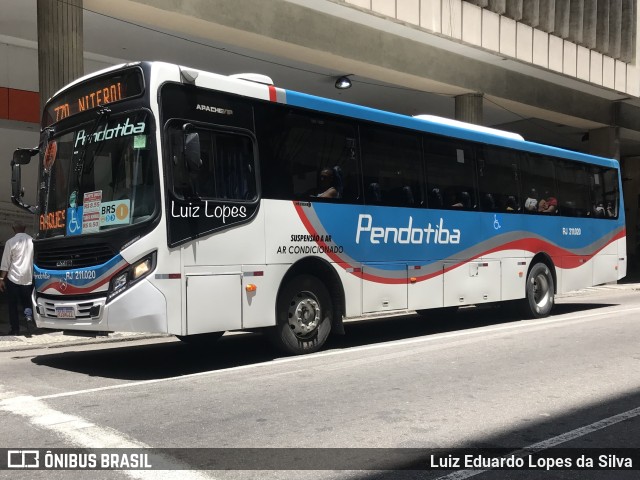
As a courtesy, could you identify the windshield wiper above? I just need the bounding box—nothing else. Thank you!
[75,107,111,188]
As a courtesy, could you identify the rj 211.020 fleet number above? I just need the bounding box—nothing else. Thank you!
[562,227,582,236]
[66,270,96,280]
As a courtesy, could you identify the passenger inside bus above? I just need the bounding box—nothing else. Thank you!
[316,167,342,198]
[505,195,518,212]
[366,182,382,204]
[524,188,538,211]
[538,193,558,214]
[429,188,443,209]
[481,193,496,211]
[450,191,472,209]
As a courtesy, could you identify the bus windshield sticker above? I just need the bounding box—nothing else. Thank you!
[82,190,102,233]
[133,135,147,149]
[66,206,83,236]
[43,140,57,173]
[100,200,131,226]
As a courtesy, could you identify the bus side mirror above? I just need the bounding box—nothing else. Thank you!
[10,147,39,214]
[10,160,37,214]
[11,162,23,199]
[183,131,202,173]
[12,147,38,165]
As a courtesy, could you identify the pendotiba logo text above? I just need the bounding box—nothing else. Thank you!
[74,118,145,148]
[356,214,461,245]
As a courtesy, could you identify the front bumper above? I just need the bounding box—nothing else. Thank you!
[34,279,168,333]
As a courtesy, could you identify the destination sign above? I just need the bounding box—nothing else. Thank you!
[43,68,144,127]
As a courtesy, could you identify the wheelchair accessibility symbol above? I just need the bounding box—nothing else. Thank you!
[493,214,502,230]
[66,206,83,236]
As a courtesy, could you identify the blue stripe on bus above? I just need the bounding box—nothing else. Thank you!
[284,90,619,169]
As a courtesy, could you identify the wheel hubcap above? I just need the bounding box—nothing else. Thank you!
[532,273,550,309]
[288,292,321,338]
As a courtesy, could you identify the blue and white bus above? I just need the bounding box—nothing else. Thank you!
[11,61,626,354]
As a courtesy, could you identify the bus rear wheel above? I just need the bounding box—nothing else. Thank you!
[521,263,555,318]
[270,274,332,355]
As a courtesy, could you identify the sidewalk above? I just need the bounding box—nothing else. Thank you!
[1,282,638,353]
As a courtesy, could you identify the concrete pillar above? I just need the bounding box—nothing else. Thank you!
[522,0,540,27]
[569,0,584,45]
[608,0,622,59]
[589,126,620,160]
[488,0,506,15]
[37,0,84,109]
[538,0,556,33]
[620,0,635,62]
[582,0,597,49]
[596,0,610,54]
[505,0,523,21]
[455,93,483,125]
[554,0,570,38]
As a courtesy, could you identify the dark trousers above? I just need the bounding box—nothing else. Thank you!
[6,279,33,332]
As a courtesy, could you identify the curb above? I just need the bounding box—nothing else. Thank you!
[0,332,170,353]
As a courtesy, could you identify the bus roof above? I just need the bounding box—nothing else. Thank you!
[48,61,620,170]
[283,89,619,170]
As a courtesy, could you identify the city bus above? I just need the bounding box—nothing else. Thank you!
[11,61,626,354]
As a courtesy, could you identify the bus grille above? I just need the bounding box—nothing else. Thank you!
[35,243,115,270]
[41,300,97,319]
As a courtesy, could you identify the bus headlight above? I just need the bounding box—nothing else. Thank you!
[132,257,152,280]
[107,252,156,302]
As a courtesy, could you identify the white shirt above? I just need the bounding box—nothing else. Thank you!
[1,232,34,285]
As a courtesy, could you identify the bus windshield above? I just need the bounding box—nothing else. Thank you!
[37,110,157,239]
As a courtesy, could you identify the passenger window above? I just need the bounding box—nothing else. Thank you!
[590,166,619,218]
[521,154,557,214]
[425,137,476,210]
[255,107,359,203]
[477,146,521,213]
[556,160,590,217]
[168,125,257,201]
[360,125,424,207]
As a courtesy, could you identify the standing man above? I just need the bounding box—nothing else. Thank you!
[0,221,34,335]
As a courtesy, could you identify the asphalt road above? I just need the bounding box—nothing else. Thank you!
[1,286,640,480]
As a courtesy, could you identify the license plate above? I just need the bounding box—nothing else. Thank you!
[55,307,76,319]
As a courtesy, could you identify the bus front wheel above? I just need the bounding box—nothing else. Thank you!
[270,274,332,355]
[522,263,555,318]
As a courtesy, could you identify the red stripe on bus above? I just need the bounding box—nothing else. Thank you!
[293,203,625,285]
[268,85,277,102]
[42,276,112,294]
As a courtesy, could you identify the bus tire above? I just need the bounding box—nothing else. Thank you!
[521,263,555,318]
[176,331,224,345]
[270,274,332,355]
